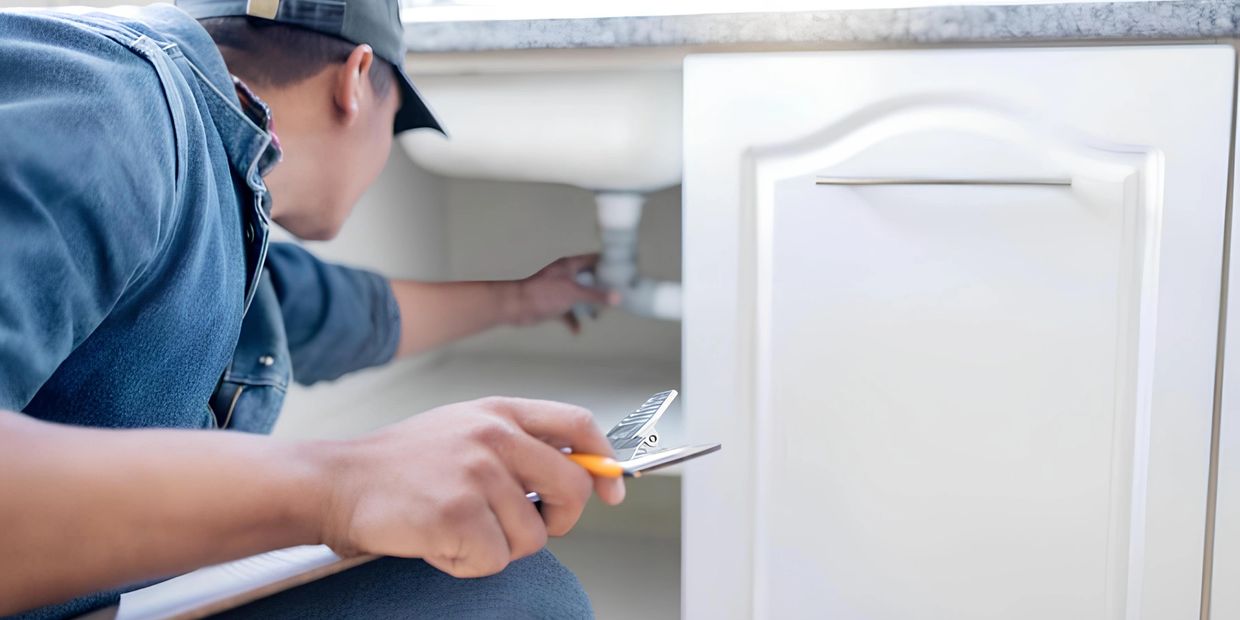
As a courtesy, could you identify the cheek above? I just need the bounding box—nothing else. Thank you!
[333,130,391,225]
[374,113,393,154]
[375,133,393,173]
[361,128,392,188]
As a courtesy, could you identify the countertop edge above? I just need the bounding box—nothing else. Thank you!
[402,1,1240,53]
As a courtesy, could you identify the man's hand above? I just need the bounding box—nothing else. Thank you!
[391,253,619,357]
[510,254,618,333]
[318,397,625,578]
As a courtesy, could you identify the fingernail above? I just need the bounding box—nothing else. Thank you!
[612,479,626,504]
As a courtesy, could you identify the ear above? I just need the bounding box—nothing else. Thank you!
[334,44,375,126]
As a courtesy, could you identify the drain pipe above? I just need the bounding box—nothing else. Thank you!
[590,191,682,321]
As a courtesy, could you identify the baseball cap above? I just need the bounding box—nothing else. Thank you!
[177,0,444,135]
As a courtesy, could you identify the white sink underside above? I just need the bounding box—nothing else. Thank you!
[400,70,682,192]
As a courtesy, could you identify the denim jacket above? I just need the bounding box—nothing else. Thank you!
[1,6,399,618]
[216,243,402,435]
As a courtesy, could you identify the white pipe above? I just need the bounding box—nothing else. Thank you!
[593,191,683,321]
[647,280,683,321]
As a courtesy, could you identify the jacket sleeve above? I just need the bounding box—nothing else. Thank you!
[263,242,402,385]
[0,13,173,409]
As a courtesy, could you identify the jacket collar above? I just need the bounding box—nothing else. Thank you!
[140,5,282,201]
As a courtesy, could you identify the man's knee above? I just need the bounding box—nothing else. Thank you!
[216,549,593,619]
[464,548,593,619]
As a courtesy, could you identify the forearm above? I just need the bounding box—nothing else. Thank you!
[0,411,329,615]
[390,279,520,358]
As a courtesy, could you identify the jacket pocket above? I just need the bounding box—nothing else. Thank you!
[210,274,290,434]
[211,380,285,434]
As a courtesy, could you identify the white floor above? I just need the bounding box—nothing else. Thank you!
[273,352,685,619]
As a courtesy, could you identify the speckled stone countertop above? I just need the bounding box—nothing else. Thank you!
[402,1,1239,53]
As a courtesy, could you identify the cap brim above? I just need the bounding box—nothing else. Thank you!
[393,70,444,135]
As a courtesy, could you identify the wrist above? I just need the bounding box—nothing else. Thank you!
[288,438,352,552]
[494,280,527,327]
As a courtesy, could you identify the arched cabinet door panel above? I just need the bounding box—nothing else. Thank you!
[682,46,1234,620]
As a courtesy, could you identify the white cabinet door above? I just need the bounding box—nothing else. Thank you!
[683,46,1234,620]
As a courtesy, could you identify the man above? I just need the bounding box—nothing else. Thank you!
[0,1,624,618]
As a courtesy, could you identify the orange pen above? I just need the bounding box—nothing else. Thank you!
[564,444,722,480]
[566,453,634,478]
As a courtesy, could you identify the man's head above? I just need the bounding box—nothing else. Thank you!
[180,0,442,241]
[201,17,398,240]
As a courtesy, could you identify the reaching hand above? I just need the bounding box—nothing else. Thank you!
[512,254,618,333]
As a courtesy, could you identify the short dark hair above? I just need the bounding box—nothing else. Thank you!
[199,17,395,98]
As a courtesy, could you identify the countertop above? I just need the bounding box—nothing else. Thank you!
[401,0,1239,53]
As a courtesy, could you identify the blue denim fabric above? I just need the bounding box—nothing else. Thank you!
[214,243,401,435]
[266,243,402,386]
[214,550,593,620]
[0,5,269,429]
[0,5,404,618]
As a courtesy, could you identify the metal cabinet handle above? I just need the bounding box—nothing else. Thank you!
[815,177,1071,187]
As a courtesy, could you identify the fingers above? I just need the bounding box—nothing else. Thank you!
[594,475,626,506]
[495,406,627,509]
[457,439,549,560]
[491,397,628,513]
[562,253,600,273]
[576,285,616,307]
[427,495,511,578]
[485,397,615,458]
[484,467,550,560]
[562,311,581,334]
[561,254,615,306]
[566,256,620,310]
[538,253,598,278]
[467,398,628,543]
[498,430,594,536]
